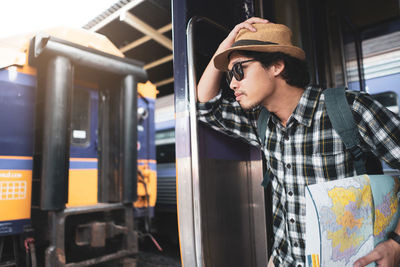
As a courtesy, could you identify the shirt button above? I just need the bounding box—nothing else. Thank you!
[286,163,291,169]
[297,265,302,267]
[294,242,299,247]
[288,191,293,196]
[290,218,295,223]
[284,134,289,141]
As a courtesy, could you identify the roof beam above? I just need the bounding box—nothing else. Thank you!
[120,23,172,53]
[144,54,173,70]
[155,77,174,87]
[120,12,173,51]
[88,0,145,32]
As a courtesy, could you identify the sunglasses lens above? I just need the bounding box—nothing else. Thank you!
[226,60,253,85]
[233,63,243,81]
[226,71,233,85]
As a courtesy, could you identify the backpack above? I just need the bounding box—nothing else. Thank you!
[256,87,381,187]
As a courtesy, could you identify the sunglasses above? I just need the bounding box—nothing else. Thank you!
[226,59,257,85]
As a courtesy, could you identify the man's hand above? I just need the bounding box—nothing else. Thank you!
[353,239,400,267]
[216,17,270,55]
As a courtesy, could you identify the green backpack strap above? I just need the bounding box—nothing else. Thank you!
[323,87,367,175]
[257,107,271,186]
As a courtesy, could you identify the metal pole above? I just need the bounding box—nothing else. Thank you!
[121,75,138,203]
[40,56,73,211]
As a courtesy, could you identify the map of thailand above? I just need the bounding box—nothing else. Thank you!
[305,175,400,267]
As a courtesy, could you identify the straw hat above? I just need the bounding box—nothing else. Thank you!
[214,23,305,71]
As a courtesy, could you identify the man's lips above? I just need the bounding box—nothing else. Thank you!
[235,92,244,100]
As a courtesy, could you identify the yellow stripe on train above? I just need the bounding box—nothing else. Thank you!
[312,254,320,267]
[0,164,156,210]
[67,169,98,207]
[67,166,157,208]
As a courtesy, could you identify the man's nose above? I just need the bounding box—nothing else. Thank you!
[230,77,239,90]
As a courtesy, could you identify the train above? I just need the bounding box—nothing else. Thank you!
[155,94,175,213]
[1,0,400,266]
[0,27,157,266]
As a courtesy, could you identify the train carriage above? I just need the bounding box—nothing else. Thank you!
[0,27,157,266]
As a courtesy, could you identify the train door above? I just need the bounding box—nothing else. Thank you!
[173,1,268,266]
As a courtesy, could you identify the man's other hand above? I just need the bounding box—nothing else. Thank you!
[353,239,400,267]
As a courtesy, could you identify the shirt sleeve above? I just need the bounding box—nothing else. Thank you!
[197,90,261,148]
[352,92,400,170]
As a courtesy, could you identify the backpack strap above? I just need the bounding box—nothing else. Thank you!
[323,87,367,175]
[257,107,271,186]
[256,107,275,256]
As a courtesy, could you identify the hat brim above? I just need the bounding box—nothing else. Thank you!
[214,45,306,71]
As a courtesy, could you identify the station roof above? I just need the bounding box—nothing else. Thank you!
[84,0,173,97]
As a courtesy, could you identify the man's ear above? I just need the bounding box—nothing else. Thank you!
[271,60,285,77]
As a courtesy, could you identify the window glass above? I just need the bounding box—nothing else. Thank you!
[360,30,400,111]
[71,87,90,146]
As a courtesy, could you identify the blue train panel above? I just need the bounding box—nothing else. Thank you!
[0,70,35,156]
[137,97,156,164]
[0,219,30,237]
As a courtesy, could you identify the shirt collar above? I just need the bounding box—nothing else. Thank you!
[291,86,322,127]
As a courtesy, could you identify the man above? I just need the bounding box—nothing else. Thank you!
[196,17,400,266]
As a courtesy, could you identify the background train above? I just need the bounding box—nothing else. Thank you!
[0,27,157,266]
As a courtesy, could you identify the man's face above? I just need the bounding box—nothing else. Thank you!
[227,52,277,110]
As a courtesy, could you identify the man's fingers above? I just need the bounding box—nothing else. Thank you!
[240,22,258,32]
[244,18,270,31]
[245,17,269,24]
[221,17,271,49]
[230,23,254,34]
[353,250,381,267]
[233,19,269,33]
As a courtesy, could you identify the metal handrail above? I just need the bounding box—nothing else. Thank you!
[186,16,228,267]
[31,35,147,81]
[186,16,202,267]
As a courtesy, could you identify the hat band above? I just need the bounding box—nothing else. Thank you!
[231,39,278,48]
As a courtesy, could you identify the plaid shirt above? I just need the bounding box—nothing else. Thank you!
[197,86,400,266]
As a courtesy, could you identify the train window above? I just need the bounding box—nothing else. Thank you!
[156,143,175,164]
[343,19,400,173]
[344,19,400,104]
[155,129,175,146]
[71,87,90,146]
[192,19,232,98]
[342,21,363,91]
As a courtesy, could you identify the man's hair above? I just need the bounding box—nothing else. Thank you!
[235,50,310,88]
